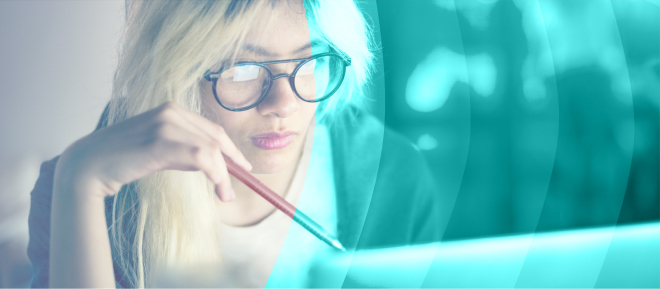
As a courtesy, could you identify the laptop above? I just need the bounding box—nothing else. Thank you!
[308,221,660,287]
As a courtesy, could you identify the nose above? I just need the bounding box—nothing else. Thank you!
[256,76,300,118]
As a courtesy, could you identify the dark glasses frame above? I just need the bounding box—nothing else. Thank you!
[203,52,352,112]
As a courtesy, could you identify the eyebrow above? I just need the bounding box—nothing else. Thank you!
[242,40,326,57]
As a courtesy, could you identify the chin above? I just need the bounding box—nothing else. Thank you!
[248,147,299,174]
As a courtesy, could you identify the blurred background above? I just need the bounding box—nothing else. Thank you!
[0,0,658,287]
[0,1,124,287]
[368,0,659,242]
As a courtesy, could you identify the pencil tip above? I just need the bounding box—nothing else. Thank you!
[332,240,346,251]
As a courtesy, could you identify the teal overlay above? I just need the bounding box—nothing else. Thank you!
[265,125,339,287]
[310,221,659,287]
[268,0,659,287]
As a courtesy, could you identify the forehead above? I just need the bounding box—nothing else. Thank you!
[242,1,312,57]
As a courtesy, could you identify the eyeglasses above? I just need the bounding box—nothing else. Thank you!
[203,52,351,111]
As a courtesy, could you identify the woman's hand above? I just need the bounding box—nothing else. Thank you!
[58,101,252,202]
[49,102,251,287]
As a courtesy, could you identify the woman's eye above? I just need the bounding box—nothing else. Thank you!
[297,60,316,75]
[221,65,261,82]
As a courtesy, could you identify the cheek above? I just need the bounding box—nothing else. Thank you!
[211,110,251,142]
[300,103,319,133]
[301,102,319,124]
[200,82,219,115]
[200,82,248,139]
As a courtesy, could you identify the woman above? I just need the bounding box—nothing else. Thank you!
[28,0,441,287]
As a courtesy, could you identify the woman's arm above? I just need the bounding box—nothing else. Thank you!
[49,156,116,287]
[27,157,59,288]
[47,102,252,287]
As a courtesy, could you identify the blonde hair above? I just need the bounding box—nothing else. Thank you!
[106,0,374,287]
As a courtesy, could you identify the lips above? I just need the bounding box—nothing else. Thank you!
[251,132,296,150]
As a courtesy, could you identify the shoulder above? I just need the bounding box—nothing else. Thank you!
[326,105,421,159]
[328,107,441,248]
[27,155,117,287]
[27,156,60,287]
[28,156,60,224]
[328,106,431,192]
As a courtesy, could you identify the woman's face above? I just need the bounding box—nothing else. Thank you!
[200,2,318,174]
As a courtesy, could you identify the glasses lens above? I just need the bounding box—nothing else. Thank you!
[294,55,345,101]
[214,64,269,109]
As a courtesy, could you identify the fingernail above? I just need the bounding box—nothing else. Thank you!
[229,188,236,201]
[243,161,252,172]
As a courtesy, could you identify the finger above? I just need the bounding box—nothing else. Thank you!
[168,103,253,172]
[173,104,252,172]
[153,123,234,201]
[214,157,235,202]
[166,111,252,176]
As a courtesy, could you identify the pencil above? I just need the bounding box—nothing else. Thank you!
[223,155,346,251]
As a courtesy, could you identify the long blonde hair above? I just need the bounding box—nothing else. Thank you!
[106,0,374,287]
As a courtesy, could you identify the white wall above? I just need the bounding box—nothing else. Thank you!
[0,1,124,286]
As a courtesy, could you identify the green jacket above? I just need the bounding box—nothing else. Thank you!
[327,107,441,249]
